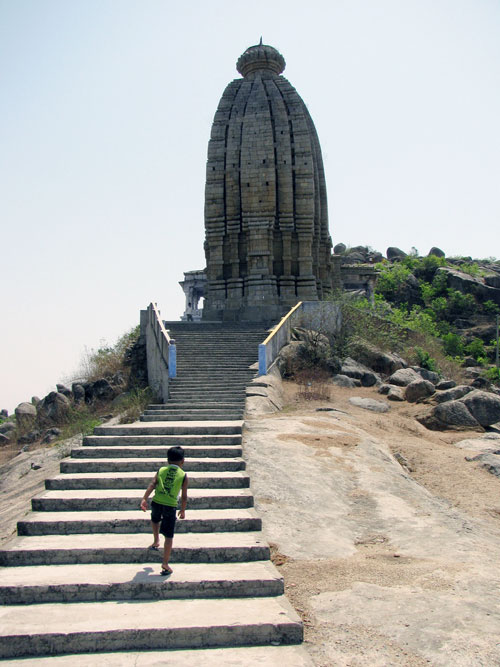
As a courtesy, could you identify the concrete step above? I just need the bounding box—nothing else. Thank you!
[83,434,242,446]
[143,409,244,416]
[140,414,243,422]
[167,392,248,400]
[16,509,262,536]
[0,595,302,658]
[147,402,246,409]
[31,488,254,512]
[46,471,250,490]
[0,560,283,604]
[0,645,313,667]
[1,531,269,565]
[93,422,243,436]
[60,457,246,473]
[71,445,243,459]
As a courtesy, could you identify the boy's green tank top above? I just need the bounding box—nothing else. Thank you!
[152,465,186,507]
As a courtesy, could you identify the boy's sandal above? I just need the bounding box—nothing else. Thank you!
[160,567,173,576]
[149,544,160,551]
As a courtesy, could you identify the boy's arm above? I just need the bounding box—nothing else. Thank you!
[178,475,188,519]
[140,473,158,511]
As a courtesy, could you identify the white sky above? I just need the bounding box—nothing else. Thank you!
[1,0,499,413]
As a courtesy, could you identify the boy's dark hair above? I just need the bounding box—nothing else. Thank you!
[167,446,185,463]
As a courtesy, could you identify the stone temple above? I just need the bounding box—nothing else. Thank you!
[200,42,334,322]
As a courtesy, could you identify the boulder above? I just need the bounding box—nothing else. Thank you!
[276,341,305,377]
[433,385,474,404]
[348,338,406,375]
[343,252,365,264]
[386,247,407,261]
[86,379,115,403]
[246,370,284,416]
[471,377,491,389]
[37,392,71,426]
[405,379,435,403]
[417,401,481,431]
[72,383,86,404]
[428,247,445,258]
[56,384,72,399]
[388,368,421,387]
[332,374,360,388]
[31,396,40,406]
[411,367,440,384]
[387,386,405,402]
[333,242,346,254]
[15,402,37,431]
[18,429,41,445]
[458,390,500,427]
[0,433,10,446]
[0,409,8,419]
[378,384,390,395]
[340,358,380,387]
[0,421,16,435]
[41,427,61,445]
[436,380,456,390]
[349,397,390,413]
[485,274,500,289]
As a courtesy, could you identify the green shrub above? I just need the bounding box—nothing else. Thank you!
[414,346,439,372]
[485,367,500,385]
[118,387,154,424]
[483,300,500,316]
[442,332,464,357]
[465,338,486,361]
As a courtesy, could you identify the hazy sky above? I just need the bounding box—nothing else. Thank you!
[1,0,499,413]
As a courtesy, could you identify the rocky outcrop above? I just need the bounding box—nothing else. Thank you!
[417,401,482,431]
[245,370,284,416]
[386,247,407,262]
[348,339,406,375]
[459,390,500,427]
[37,392,71,427]
[388,368,421,387]
[341,358,381,387]
[437,267,500,306]
[433,385,474,404]
[14,403,37,432]
[349,397,390,413]
[405,379,435,403]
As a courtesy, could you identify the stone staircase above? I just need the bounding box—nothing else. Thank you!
[0,323,308,664]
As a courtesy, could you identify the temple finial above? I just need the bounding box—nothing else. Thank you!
[259,36,263,46]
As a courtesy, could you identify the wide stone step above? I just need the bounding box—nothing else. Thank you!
[140,414,243,422]
[60,457,246,473]
[83,434,242,446]
[16,509,262,536]
[167,392,248,400]
[143,409,244,416]
[1,531,269,565]
[148,404,245,414]
[72,445,242,459]
[93,421,243,436]
[0,645,312,666]
[0,595,302,659]
[46,471,250,490]
[0,561,283,604]
[31,488,254,512]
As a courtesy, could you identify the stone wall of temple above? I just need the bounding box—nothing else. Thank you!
[203,43,334,322]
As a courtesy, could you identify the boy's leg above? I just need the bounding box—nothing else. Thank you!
[161,538,173,573]
[160,507,176,574]
[150,501,161,548]
[151,521,160,548]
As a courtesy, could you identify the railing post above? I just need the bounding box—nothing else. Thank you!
[258,343,267,376]
[169,342,177,378]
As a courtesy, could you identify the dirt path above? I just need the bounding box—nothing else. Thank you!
[244,382,500,666]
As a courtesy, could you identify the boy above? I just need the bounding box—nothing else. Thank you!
[140,445,188,575]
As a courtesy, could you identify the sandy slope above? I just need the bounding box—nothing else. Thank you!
[244,383,500,666]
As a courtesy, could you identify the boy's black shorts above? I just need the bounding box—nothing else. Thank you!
[151,500,177,538]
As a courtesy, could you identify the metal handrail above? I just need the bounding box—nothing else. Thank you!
[261,301,303,345]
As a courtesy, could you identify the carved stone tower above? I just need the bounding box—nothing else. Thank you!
[203,42,333,321]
